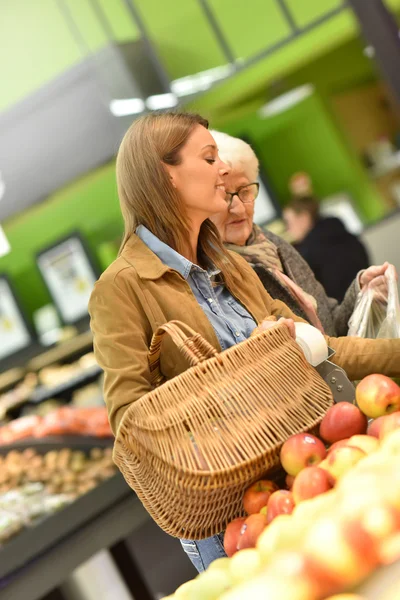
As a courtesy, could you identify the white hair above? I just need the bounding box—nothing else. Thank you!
[210,130,259,181]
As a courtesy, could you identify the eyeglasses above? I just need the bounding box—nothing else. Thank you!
[225,183,259,209]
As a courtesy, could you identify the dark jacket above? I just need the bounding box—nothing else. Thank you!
[250,230,360,337]
[294,217,370,303]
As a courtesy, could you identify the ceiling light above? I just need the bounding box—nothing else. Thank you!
[258,85,315,119]
[0,226,10,257]
[146,93,179,110]
[109,98,145,117]
[171,63,236,97]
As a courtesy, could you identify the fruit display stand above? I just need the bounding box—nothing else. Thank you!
[164,375,400,600]
[0,438,154,600]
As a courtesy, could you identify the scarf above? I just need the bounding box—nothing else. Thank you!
[226,225,325,333]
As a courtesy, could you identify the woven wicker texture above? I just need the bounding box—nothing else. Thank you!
[114,321,333,539]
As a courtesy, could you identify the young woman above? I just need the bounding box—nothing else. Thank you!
[89,112,400,572]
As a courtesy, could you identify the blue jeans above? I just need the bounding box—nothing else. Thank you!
[180,533,226,573]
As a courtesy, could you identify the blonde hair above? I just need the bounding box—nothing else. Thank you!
[116,112,241,289]
[210,130,259,181]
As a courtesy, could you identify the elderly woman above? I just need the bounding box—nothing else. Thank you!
[210,130,391,336]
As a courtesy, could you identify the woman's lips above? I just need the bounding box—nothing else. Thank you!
[228,219,246,226]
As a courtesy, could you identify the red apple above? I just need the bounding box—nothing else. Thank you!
[237,513,268,550]
[379,412,400,440]
[266,490,295,524]
[319,403,367,444]
[324,446,366,481]
[356,374,400,418]
[367,416,386,438]
[223,517,246,557]
[280,433,327,476]
[327,438,350,454]
[243,479,279,515]
[292,466,334,504]
[380,532,400,565]
[346,434,379,455]
[303,516,378,589]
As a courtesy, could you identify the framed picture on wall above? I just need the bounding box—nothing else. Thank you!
[0,275,33,361]
[36,233,99,325]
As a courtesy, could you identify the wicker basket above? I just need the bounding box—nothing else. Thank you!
[114,321,333,539]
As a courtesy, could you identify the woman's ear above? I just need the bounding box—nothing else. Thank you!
[163,163,178,188]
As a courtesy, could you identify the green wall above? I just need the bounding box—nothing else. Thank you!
[0,165,122,320]
[220,93,384,221]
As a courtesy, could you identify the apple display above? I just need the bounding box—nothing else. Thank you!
[280,433,326,476]
[356,374,400,418]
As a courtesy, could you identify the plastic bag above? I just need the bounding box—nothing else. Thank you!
[348,265,400,339]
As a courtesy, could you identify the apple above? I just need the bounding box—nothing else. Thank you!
[303,516,377,588]
[280,433,327,476]
[243,479,279,515]
[292,467,334,504]
[380,428,400,455]
[327,438,350,454]
[237,513,268,550]
[367,415,386,438]
[229,548,261,585]
[174,580,194,599]
[324,446,366,481]
[223,517,246,557]
[187,568,231,599]
[266,490,295,524]
[356,374,400,418]
[346,434,380,455]
[357,502,400,548]
[326,594,365,600]
[379,412,400,440]
[379,532,400,565]
[218,570,314,600]
[319,403,367,444]
[207,557,231,573]
[256,514,293,562]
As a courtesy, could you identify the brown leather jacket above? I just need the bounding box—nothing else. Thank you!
[89,234,400,436]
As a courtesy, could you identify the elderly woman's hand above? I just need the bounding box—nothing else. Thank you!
[251,316,296,339]
[359,262,398,303]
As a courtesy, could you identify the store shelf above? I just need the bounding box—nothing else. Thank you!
[27,364,103,404]
[0,472,129,581]
[26,330,93,372]
[0,368,25,395]
[0,435,113,454]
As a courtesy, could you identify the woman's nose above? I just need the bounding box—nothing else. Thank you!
[230,194,246,215]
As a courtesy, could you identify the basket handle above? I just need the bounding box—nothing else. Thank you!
[148,320,218,387]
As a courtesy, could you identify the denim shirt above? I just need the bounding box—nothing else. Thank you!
[136,225,257,350]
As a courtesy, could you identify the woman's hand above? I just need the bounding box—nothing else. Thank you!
[359,262,398,303]
[251,316,296,339]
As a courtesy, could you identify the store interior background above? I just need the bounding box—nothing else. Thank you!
[1,1,400,599]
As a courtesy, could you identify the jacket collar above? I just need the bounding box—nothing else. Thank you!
[122,234,173,280]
